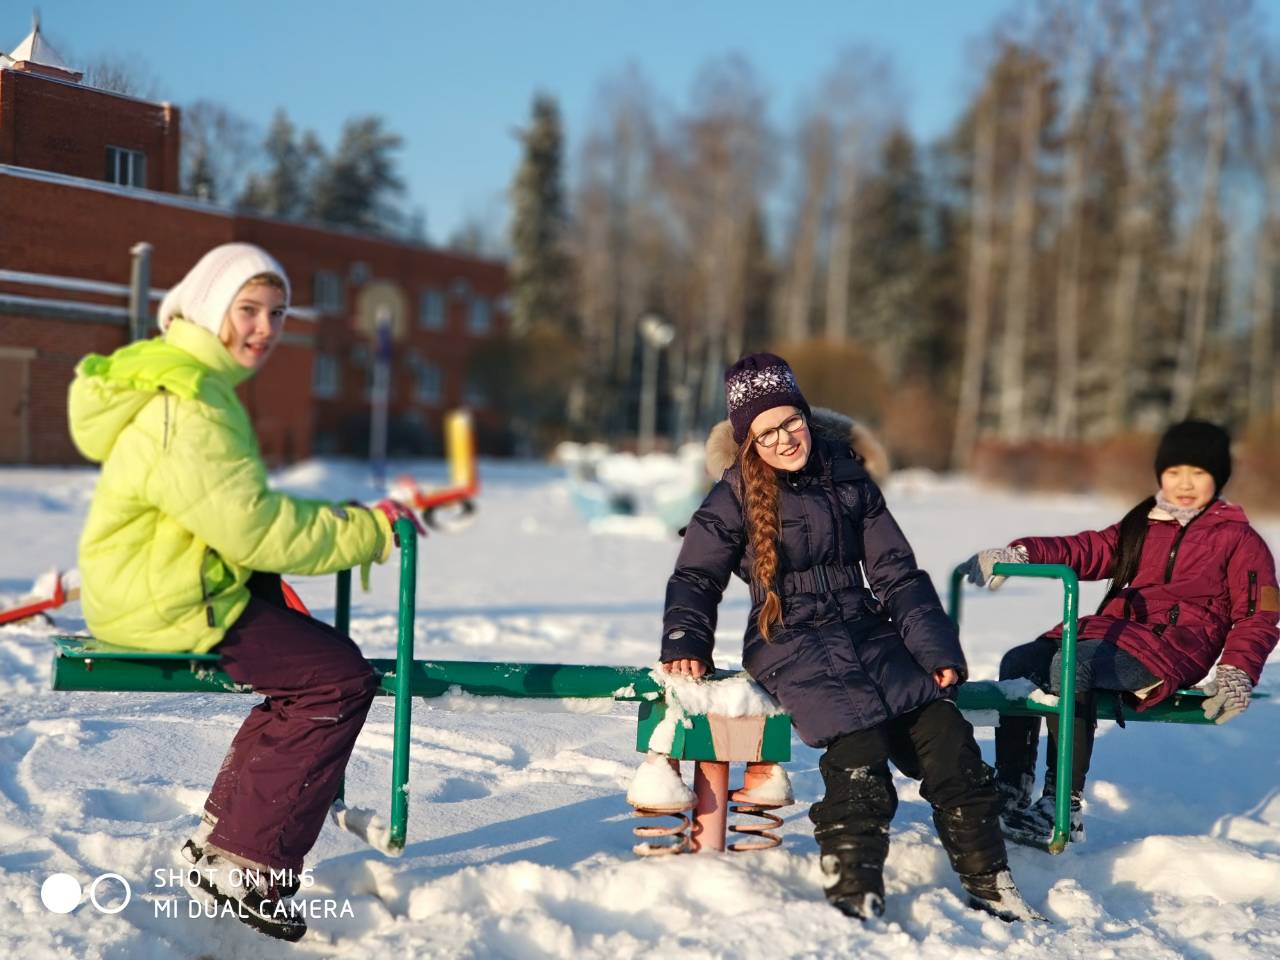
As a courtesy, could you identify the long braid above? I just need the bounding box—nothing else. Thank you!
[739,438,784,641]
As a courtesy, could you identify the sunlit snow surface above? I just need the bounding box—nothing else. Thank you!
[0,460,1276,958]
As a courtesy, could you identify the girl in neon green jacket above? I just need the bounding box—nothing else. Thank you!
[68,243,409,941]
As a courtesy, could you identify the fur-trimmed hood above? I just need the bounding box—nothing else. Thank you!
[704,407,890,485]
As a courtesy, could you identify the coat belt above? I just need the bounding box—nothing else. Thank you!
[751,562,863,601]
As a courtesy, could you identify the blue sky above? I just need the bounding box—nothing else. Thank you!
[21,1,1280,242]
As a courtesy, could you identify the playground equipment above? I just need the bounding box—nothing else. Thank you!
[0,570,79,626]
[631,697,793,854]
[49,518,796,856]
[48,540,1263,859]
[948,561,1270,854]
[391,409,480,531]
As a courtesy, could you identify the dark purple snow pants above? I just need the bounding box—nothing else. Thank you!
[203,575,380,871]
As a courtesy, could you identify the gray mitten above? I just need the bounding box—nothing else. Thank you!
[1200,665,1253,724]
[962,545,1029,591]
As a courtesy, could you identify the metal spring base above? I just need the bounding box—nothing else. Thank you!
[631,806,693,856]
[728,803,784,851]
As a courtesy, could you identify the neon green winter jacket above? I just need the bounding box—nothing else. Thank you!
[69,319,393,653]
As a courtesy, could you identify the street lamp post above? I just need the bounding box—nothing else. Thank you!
[638,313,675,455]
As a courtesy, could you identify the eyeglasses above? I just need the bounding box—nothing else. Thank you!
[752,413,807,449]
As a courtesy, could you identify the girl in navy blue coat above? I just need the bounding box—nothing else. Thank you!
[660,354,1037,922]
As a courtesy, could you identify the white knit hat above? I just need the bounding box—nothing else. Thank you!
[157,243,291,336]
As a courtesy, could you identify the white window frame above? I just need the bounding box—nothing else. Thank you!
[106,146,146,188]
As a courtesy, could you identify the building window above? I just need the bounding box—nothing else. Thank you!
[467,297,492,335]
[410,356,442,405]
[313,354,340,399]
[313,271,345,313]
[419,289,446,330]
[464,377,487,409]
[105,146,146,188]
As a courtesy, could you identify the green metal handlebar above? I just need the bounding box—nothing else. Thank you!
[949,561,1080,854]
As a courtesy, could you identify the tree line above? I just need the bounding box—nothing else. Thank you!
[504,0,1280,471]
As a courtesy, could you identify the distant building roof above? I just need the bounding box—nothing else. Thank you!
[4,15,82,81]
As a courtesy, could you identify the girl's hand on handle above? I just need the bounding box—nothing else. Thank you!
[962,545,1028,590]
[374,499,427,545]
[663,658,710,679]
[933,667,960,689]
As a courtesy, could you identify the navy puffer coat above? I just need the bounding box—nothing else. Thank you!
[660,434,966,747]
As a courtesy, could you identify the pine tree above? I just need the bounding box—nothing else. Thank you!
[510,93,572,335]
[307,116,406,233]
[239,110,314,219]
[845,127,928,380]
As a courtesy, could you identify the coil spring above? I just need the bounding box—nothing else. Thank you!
[632,806,692,856]
[728,803,784,852]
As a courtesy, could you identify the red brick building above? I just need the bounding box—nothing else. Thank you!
[0,20,509,466]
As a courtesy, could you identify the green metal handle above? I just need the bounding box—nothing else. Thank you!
[950,560,1079,854]
[389,517,418,851]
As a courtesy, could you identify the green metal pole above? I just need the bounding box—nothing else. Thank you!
[948,565,966,625]
[333,568,352,805]
[390,518,417,851]
[985,561,1078,853]
[335,569,352,637]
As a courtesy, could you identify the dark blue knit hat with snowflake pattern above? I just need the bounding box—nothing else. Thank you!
[724,353,811,444]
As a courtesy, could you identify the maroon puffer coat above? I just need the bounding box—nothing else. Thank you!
[1014,500,1278,709]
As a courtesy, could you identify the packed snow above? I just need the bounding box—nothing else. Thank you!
[0,459,1277,958]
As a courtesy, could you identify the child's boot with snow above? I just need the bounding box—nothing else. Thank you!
[810,753,897,921]
[187,846,307,942]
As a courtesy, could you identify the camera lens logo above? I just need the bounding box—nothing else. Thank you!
[40,872,131,915]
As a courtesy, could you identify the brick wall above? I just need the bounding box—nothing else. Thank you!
[0,145,510,464]
[0,70,181,193]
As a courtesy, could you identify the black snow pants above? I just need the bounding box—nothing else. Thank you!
[808,699,1006,895]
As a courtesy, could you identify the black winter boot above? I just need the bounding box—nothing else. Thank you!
[1001,790,1084,849]
[993,715,1040,814]
[810,754,898,921]
[959,868,1047,922]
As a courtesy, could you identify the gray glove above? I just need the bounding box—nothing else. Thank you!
[962,545,1029,591]
[1201,665,1254,724]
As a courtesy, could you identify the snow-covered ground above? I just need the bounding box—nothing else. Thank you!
[0,460,1277,959]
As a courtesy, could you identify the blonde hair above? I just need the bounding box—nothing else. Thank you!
[739,437,784,642]
[241,273,287,292]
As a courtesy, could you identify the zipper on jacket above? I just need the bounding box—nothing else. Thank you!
[1167,603,1179,626]
[159,386,171,450]
[1248,571,1258,616]
[199,546,215,628]
[1162,507,1208,583]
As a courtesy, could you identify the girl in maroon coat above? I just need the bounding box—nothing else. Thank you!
[962,421,1279,847]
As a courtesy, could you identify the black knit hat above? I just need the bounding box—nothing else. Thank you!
[724,353,811,444]
[1154,420,1232,492]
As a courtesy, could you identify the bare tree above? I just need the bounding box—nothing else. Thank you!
[1250,56,1280,421]
[821,50,899,343]
[997,52,1047,441]
[182,100,256,203]
[777,113,833,344]
[953,81,1001,469]
[1170,6,1235,420]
